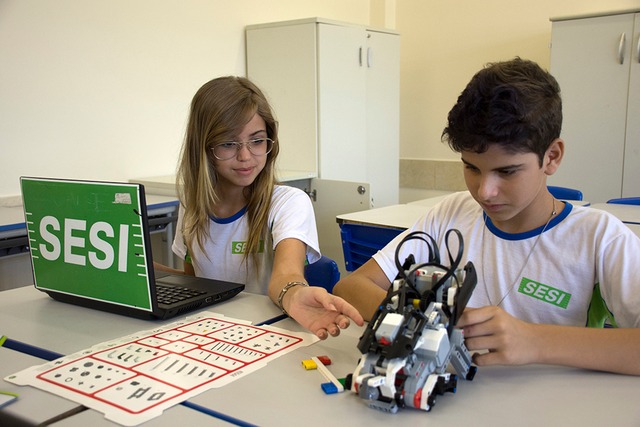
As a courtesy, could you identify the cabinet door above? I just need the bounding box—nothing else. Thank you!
[317,24,367,182]
[623,14,640,197]
[550,14,635,202]
[366,29,400,207]
[246,23,318,176]
[307,178,371,276]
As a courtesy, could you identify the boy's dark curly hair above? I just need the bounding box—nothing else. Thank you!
[442,58,562,166]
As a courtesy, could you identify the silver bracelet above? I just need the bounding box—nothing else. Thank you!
[277,281,308,316]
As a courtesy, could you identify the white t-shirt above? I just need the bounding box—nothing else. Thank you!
[373,191,640,328]
[173,185,321,294]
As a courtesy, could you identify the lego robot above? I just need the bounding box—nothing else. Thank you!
[347,229,478,413]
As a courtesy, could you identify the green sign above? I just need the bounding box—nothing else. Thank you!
[518,278,571,309]
[21,178,153,311]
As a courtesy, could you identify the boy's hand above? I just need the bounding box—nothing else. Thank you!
[457,306,541,366]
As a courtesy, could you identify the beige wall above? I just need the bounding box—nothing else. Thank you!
[1,0,638,197]
[396,0,640,162]
[0,0,371,197]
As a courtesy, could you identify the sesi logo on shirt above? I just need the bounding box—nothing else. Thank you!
[518,278,571,308]
[231,240,265,254]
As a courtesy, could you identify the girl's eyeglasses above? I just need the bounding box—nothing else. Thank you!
[211,138,275,160]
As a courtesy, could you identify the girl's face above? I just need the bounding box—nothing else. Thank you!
[212,113,268,193]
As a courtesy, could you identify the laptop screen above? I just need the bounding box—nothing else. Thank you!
[21,177,155,312]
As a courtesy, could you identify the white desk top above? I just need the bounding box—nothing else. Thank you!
[132,171,316,197]
[0,287,281,356]
[49,404,230,426]
[625,223,640,238]
[406,194,450,207]
[590,203,640,224]
[337,198,603,231]
[189,317,640,426]
[3,286,640,426]
[1,347,82,426]
[337,204,429,229]
[1,347,227,427]
[1,287,284,426]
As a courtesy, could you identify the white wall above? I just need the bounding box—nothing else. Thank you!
[0,0,371,198]
[1,0,637,198]
[396,0,640,161]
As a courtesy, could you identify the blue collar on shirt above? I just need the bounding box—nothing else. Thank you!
[210,206,247,224]
[483,201,573,241]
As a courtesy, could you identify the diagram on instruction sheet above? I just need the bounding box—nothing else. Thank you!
[5,312,317,425]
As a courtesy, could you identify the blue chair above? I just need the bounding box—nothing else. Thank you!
[304,255,341,293]
[606,197,640,205]
[548,185,583,201]
[340,223,404,272]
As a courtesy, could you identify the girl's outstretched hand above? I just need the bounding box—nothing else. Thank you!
[287,286,365,340]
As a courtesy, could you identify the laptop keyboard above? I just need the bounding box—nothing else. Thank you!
[156,284,207,305]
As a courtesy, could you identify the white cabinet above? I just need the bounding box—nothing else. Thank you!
[246,18,400,208]
[549,10,640,203]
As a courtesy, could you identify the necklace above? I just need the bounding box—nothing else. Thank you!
[481,197,557,307]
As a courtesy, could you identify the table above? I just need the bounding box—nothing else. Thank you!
[337,199,635,239]
[0,346,237,427]
[591,202,640,224]
[2,286,639,426]
[190,317,640,427]
[0,347,83,426]
[335,197,595,272]
[0,287,282,356]
[0,286,284,426]
[131,171,317,197]
[336,204,428,230]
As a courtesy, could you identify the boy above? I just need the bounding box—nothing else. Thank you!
[333,58,640,375]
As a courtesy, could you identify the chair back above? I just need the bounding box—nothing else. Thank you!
[340,223,404,271]
[304,256,340,293]
[606,197,640,205]
[548,185,583,201]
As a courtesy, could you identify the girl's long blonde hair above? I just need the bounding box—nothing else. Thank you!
[176,76,279,272]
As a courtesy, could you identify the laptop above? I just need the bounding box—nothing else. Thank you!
[20,177,244,320]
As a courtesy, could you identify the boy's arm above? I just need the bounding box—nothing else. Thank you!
[458,306,640,376]
[332,258,391,322]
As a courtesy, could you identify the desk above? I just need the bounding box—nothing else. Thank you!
[132,171,317,197]
[0,287,282,356]
[0,347,235,427]
[190,317,640,427]
[336,199,634,255]
[626,223,640,238]
[336,204,428,230]
[406,194,450,207]
[591,203,640,225]
[0,347,84,426]
[2,287,640,426]
[0,204,30,257]
[0,287,284,426]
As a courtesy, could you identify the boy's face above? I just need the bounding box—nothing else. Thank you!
[461,144,553,233]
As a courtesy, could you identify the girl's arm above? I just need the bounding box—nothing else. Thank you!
[268,238,363,339]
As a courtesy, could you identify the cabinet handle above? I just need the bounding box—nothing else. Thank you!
[359,46,363,67]
[367,47,372,68]
[618,32,626,64]
[636,33,640,64]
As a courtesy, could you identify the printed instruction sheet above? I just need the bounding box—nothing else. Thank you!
[5,312,318,425]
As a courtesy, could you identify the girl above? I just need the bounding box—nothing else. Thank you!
[169,76,363,339]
